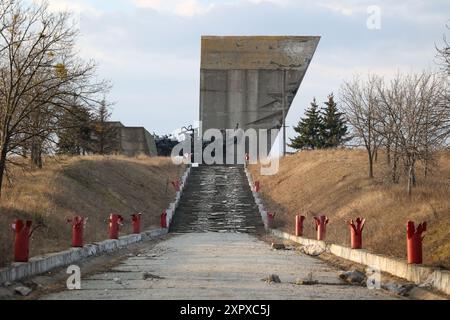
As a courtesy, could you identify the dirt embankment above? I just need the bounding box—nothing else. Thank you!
[0,156,184,267]
[250,149,450,269]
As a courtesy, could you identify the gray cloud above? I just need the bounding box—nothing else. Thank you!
[68,0,448,138]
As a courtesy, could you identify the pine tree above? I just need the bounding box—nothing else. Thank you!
[91,100,119,155]
[57,106,93,155]
[321,93,348,148]
[289,98,323,150]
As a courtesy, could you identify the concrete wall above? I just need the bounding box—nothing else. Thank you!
[144,130,158,156]
[91,122,157,157]
[201,69,305,131]
[200,36,320,152]
[119,127,157,157]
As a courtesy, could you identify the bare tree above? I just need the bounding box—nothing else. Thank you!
[374,75,403,183]
[377,72,449,195]
[435,24,450,139]
[0,0,109,196]
[436,24,450,76]
[340,75,383,178]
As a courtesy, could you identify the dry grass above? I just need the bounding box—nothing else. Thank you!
[250,149,450,269]
[0,155,184,267]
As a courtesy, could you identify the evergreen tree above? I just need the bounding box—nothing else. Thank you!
[289,98,323,150]
[90,100,119,155]
[57,106,93,155]
[321,93,348,148]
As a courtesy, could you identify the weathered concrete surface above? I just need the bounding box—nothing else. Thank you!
[0,229,168,286]
[200,36,320,147]
[42,233,396,300]
[245,167,272,228]
[97,122,158,157]
[270,229,450,296]
[170,165,265,234]
[120,127,157,157]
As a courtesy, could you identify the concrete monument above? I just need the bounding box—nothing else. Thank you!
[199,36,320,155]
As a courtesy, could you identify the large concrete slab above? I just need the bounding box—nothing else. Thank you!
[42,233,396,300]
[200,36,320,138]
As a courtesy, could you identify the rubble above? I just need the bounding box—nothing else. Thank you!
[339,270,366,285]
[262,274,281,283]
[14,285,32,296]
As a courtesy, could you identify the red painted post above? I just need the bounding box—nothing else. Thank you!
[171,180,181,192]
[161,211,168,228]
[348,218,365,249]
[68,216,86,247]
[407,221,426,264]
[254,181,260,193]
[109,214,123,239]
[12,219,33,262]
[131,213,142,234]
[295,215,306,237]
[313,216,329,241]
[267,212,275,229]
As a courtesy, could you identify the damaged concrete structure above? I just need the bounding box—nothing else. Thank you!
[98,122,158,157]
[199,36,320,154]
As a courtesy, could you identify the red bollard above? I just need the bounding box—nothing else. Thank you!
[313,216,329,241]
[171,180,181,192]
[254,181,260,193]
[12,219,33,262]
[348,217,365,249]
[295,215,306,237]
[131,213,142,234]
[68,216,86,247]
[267,212,275,229]
[109,214,124,239]
[407,221,426,264]
[161,211,168,228]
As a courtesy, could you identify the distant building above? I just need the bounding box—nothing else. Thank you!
[92,122,158,157]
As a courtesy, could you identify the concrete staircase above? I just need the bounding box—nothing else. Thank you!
[170,165,265,234]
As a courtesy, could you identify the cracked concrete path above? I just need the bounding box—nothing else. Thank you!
[42,233,397,300]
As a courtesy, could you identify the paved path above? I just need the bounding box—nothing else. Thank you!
[42,233,396,300]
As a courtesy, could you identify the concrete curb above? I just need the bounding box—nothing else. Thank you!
[0,228,168,285]
[0,165,192,286]
[270,229,450,296]
[166,166,191,227]
[244,167,269,228]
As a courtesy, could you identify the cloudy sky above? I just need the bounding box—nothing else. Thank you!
[35,0,449,149]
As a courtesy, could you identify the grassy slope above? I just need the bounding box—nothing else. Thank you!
[0,156,184,267]
[250,149,450,269]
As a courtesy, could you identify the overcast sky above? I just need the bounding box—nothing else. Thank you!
[35,0,449,150]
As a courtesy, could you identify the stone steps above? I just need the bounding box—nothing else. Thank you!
[170,165,264,234]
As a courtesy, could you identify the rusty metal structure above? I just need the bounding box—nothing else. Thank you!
[199,36,320,154]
